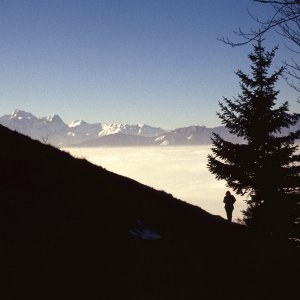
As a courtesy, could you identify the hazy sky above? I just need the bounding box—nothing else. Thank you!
[0,0,299,128]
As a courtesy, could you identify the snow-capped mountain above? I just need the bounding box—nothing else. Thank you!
[1,109,298,147]
[154,126,241,146]
[0,110,167,146]
[99,123,164,137]
[68,120,102,140]
[0,110,69,145]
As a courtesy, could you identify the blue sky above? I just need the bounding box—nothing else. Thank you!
[0,0,299,128]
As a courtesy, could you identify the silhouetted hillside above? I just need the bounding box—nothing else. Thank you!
[0,125,299,300]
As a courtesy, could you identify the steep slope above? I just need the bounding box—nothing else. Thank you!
[0,125,298,300]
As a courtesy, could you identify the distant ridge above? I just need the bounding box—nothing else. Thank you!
[0,109,165,146]
[74,132,156,147]
[1,109,299,147]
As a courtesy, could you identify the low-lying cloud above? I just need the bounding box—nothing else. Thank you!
[64,146,247,220]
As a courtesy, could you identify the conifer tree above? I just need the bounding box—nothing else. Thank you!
[208,40,300,238]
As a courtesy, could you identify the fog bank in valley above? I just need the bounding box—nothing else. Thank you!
[64,146,247,220]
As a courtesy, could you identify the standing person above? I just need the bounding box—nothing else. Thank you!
[223,191,236,222]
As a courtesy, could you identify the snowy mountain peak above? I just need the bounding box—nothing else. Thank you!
[0,109,259,147]
[45,114,64,123]
[69,120,89,127]
[10,109,36,120]
[98,123,165,137]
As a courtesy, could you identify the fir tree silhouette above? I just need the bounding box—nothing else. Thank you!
[208,39,300,239]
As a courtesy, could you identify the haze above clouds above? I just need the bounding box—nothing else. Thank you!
[65,145,247,220]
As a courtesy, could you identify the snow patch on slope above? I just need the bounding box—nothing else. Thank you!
[129,220,161,240]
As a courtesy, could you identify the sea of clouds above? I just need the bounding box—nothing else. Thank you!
[64,146,248,220]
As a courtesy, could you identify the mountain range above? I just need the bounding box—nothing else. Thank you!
[0,109,299,147]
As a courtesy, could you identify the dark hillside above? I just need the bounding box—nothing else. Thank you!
[0,125,298,300]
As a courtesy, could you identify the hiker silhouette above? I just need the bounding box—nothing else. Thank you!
[223,191,236,222]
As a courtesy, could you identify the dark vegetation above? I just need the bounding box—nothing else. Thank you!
[0,124,299,300]
[208,41,300,239]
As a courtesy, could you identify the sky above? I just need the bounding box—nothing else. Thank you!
[0,0,299,129]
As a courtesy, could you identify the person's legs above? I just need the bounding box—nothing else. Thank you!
[228,211,232,222]
[226,208,233,222]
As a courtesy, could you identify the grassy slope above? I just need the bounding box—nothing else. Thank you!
[0,125,298,300]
